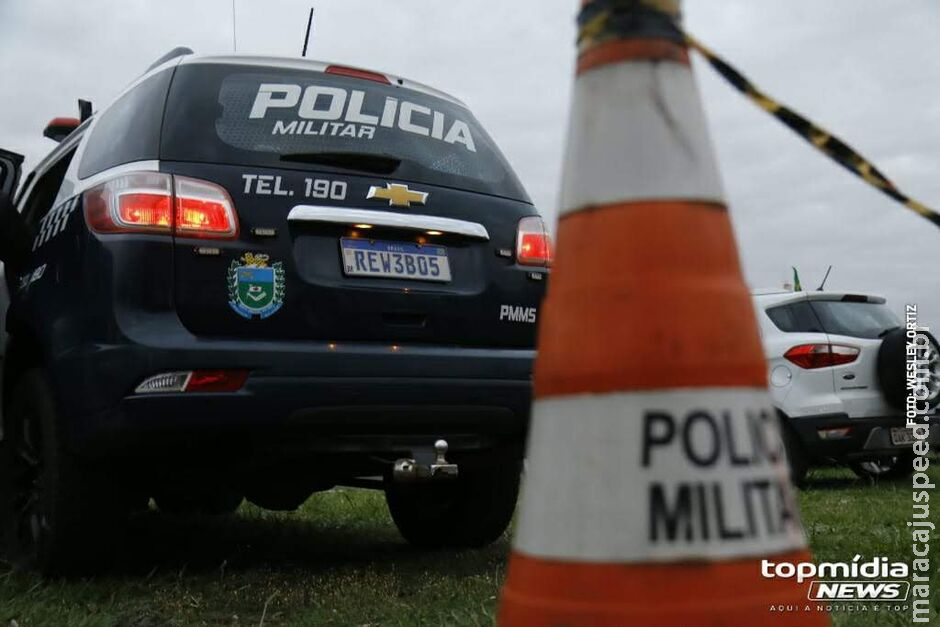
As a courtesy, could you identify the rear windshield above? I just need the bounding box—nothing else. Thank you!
[766,299,899,339]
[160,63,529,201]
[809,300,900,339]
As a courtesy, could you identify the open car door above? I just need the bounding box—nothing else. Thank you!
[0,148,28,270]
[0,148,24,427]
[0,148,23,208]
[0,148,21,195]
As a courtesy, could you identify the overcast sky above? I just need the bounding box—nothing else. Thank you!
[1,0,938,324]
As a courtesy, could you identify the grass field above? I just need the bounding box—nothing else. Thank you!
[2,467,938,626]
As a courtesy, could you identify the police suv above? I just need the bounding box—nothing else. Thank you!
[0,49,550,573]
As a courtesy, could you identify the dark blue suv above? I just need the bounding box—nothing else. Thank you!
[0,50,549,573]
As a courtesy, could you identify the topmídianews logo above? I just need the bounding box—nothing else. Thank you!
[762,555,911,615]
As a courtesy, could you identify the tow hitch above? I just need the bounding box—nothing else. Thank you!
[392,439,459,482]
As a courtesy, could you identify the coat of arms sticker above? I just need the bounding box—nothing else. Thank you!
[227,252,285,319]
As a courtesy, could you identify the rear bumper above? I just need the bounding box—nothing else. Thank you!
[790,413,940,462]
[93,374,530,457]
[50,328,533,462]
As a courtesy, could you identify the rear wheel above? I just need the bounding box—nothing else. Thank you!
[385,462,520,549]
[0,370,130,574]
[850,452,915,481]
[778,416,810,488]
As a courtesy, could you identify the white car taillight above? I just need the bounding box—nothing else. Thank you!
[784,343,860,369]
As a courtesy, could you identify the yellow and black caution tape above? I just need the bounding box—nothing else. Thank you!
[685,34,940,229]
[578,0,940,230]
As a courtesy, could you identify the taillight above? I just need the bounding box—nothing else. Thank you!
[84,172,238,239]
[516,216,553,267]
[784,344,859,369]
[174,176,238,238]
[84,172,174,234]
[817,427,852,440]
[134,369,249,394]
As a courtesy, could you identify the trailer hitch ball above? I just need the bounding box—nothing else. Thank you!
[392,439,459,482]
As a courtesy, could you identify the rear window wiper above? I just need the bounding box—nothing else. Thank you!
[280,152,401,175]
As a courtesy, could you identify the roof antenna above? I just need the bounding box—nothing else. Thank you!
[816,265,833,291]
[231,0,237,52]
[302,7,314,57]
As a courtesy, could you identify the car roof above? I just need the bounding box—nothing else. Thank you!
[177,54,468,108]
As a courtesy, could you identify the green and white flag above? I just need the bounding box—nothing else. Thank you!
[792,267,802,291]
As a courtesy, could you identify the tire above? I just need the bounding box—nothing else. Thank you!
[779,417,810,488]
[0,370,130,575]
[878,328,940,409]
[385,461,521,549]
[153,487,243,516]
[850,452,915,481]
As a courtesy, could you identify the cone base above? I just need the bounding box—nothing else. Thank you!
[499,549,830,626]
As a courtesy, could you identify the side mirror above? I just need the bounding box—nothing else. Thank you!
[43,117,80,143]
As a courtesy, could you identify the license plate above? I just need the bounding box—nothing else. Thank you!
[340,238,451,282]
[890,427,915,446]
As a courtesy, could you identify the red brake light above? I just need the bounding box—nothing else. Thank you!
[185,369,249,393]
[117,193,173,229]
[325,65,391,84]
[174,176,238,238]
[84,172,174,234]
[784,344,859,369]
[134,369,248,394]
[516,216,553,267]
[84,172,238,239]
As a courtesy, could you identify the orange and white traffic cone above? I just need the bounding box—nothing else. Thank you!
[498,1,829,625]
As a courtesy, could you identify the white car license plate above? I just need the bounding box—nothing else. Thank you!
[341,238,451,282]
[890,427,915,446]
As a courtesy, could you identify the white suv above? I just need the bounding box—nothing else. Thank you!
[752,290,939,484]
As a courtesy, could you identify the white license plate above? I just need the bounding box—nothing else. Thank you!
[341,238,451,282]
[890,427,915,446]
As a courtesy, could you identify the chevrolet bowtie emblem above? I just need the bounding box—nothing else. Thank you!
[366,183,429,208]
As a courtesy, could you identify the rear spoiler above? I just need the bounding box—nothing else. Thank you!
[146,46,193,72]
[803,293,886,305]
